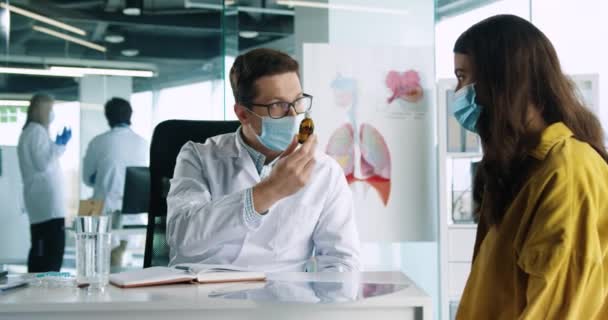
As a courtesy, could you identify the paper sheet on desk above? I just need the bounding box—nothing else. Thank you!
[0,276,27,292]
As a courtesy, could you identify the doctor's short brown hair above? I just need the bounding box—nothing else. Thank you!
[229,48,299,106]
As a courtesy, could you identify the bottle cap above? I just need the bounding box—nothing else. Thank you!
[305,111,311,118]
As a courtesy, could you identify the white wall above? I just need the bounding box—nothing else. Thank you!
[155,81,225,124]
[435,0,531,80]
[0,146,29,264]
[50,102,81,220]
[0,105,27,146]
[329,0,433,47]
[532,0,608,133]
[130,91,154,141]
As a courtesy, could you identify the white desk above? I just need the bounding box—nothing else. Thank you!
[0,271,432,320]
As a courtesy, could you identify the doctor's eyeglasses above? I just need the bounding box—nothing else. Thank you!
[247,94,313,119]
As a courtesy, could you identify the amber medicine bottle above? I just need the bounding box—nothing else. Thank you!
[298,112,314,144]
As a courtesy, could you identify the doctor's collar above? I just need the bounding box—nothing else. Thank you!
[112,123,130,128]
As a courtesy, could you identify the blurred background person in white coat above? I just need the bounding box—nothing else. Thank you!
[17,93,72,272]
[82,97,149,215]
[82,97,148,266]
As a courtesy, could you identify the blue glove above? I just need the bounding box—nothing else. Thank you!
[64,127,72,144]
[55,127,72,146]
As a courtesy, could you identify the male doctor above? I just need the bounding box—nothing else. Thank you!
[82,97,149,214]
[167,48,360,271]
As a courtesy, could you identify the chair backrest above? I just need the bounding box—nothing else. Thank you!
[121,166,150,214]
[144,120,241,268]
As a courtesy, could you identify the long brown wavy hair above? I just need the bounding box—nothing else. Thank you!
[454,15,608,226]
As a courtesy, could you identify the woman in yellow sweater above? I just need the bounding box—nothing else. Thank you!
[451,15,608,319]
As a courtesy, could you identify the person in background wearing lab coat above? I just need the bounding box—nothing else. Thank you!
[167,48,360,271]
[82,97,148,266]
[17,93,72,272]
[82,97,149,215]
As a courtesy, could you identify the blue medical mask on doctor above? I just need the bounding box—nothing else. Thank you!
[451,83,482,133]
[248,111,301,151]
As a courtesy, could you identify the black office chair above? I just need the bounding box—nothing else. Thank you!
[122,166,150,215]
[143,120,241,268]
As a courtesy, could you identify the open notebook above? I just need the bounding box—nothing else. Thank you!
[109,264,266,288]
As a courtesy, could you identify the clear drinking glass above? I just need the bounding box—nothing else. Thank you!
[74,216,112,292]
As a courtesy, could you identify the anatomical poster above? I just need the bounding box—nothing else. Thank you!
[303,44,435,241]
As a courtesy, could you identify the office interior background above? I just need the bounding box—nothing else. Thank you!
[0,0,606,319]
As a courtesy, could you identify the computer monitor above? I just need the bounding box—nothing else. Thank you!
[121,166,150,215]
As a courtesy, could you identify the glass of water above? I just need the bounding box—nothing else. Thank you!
[74,216,112,292]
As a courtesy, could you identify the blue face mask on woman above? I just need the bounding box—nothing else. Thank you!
[451,83,482,133]
[249,111,301,151]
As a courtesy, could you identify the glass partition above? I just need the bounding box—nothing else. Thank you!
[0,0,226,272]
[290,0,439,314]
[0,0,440,300]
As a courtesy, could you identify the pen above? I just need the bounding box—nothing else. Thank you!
[174,266,194,274]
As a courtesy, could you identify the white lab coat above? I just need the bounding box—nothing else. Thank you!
[82,127,148,214]
[167,132,360,271]
[17,123,66,224]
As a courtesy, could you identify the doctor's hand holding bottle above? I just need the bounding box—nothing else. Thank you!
[252,134,317,213]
